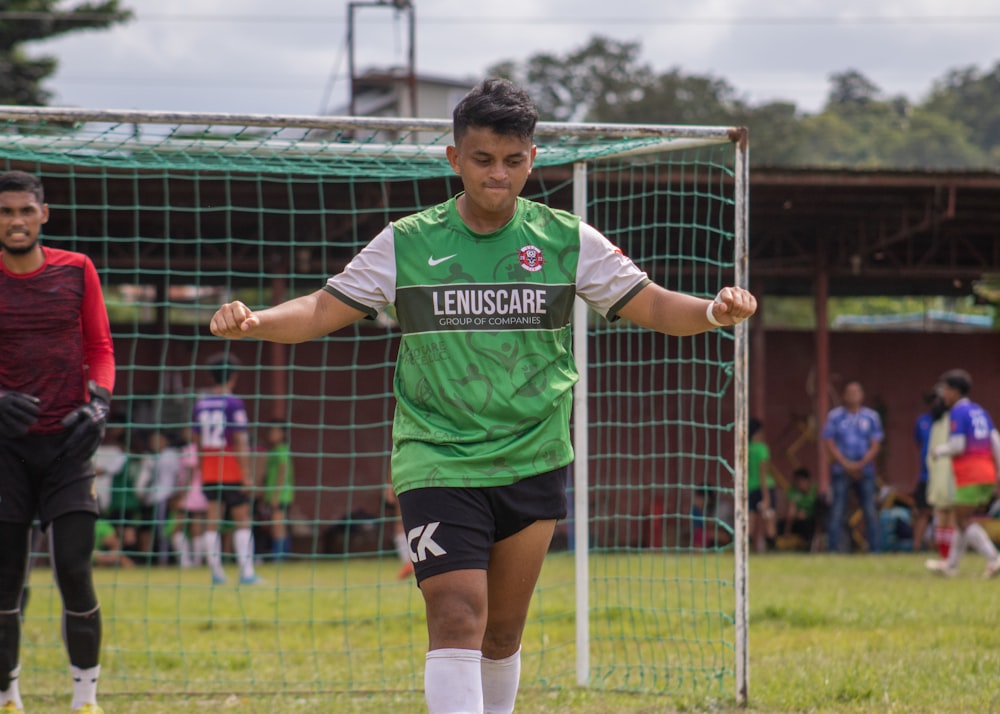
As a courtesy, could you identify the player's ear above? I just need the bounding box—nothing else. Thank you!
[40,203,50,224]
[446,145,460,175]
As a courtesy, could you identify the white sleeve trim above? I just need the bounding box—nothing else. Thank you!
[575,222,649,319]
[325,224,396,311]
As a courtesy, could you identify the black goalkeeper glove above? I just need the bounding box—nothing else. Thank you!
[0,390,41,437]
[61,381,111,461]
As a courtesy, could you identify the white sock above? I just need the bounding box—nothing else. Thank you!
[0,665,22,709]
[234,528,256,579]
[171,531,193,568]
[425,648,483,714]
[947,528,967,570]
[70,664,100,710]
[965,522,999,561]
[394,532,411,564]
[481,647,521,714]
[192,532,207,566]
[205,531,226,579]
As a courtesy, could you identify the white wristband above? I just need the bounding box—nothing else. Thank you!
[705,299,723,327]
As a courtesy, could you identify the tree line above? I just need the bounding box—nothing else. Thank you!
[489,36,1000,170]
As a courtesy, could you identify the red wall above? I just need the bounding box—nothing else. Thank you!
[113,327,999,549]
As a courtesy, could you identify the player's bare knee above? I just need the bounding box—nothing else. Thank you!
[424,591,486,646]
[481,624,524,658]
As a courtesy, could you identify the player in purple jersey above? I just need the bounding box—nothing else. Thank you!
[191,354,260,585]
[926,369,1000,578]
[0,170,115,714]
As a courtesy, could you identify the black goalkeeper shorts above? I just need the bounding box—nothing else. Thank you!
[0,433,100,527]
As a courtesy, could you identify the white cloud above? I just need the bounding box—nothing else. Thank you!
[22,0,1000,115]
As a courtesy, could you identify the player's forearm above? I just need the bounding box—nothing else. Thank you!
[618,285,753,336]
[933,434,967,458]
[82,263,117,392]
[249,292,352,342]
[860,442,881,467]
[212,290,364,343]
[824,441,848,468]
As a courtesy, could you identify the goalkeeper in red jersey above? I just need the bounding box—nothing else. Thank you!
[0,170,115,714]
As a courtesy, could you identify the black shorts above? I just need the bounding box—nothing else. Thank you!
[749,487,776,513]
[0,433,100,527]
[913,479,930,511]
[202,482,251,512]
[396,466,568,583]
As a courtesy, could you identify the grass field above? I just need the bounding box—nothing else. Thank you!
[15,551,1000,713]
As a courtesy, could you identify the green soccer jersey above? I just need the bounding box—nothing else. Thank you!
[787,484,818,516]
[326,195,649,495]
[748,440,774,492]
[265,442,295,506]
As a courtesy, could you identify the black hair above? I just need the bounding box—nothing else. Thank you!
[266,417,289,434]
[930,395,948,421]
[939,368,972,396]
[207,352,241,385]
[748,417,763,439]
[453,78,538,143]
[0,170,44,203]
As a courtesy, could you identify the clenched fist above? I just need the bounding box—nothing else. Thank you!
[211,301,260,339]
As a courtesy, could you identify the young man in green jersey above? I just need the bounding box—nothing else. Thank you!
[262,419,295,560]
[210,78,756,714]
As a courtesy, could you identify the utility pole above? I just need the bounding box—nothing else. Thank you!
[347,0,417,117]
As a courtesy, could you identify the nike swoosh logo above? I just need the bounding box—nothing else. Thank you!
[428,254,457,266]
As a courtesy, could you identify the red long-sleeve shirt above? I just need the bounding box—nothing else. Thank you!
[0,245,115,433]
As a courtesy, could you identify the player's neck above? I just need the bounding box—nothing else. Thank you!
[456,194,516,234]
[1,244,45,274]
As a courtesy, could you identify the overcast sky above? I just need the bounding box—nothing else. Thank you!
[29,0,1000,119]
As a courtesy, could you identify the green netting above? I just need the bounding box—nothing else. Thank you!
[0,112,723,176]
[0,108,745,710]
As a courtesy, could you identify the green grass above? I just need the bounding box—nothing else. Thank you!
[15,552,1000,712]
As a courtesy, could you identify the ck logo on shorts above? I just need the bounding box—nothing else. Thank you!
[407,521,447,563]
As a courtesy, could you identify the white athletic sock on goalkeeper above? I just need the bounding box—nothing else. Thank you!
[481,646,521,714]
[0,664,22,709]
[425,648,483,713]
[70,664,99,710]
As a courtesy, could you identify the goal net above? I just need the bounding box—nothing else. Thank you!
[0,106,749,709]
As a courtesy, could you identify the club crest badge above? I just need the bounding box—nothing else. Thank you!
[518,244,544,272]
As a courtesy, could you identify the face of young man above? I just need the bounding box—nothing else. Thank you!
[446,126,536,232]
[939,383,961,408]
[842,382,864,410]
[0,190,48,257]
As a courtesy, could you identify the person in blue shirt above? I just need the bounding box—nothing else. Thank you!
[910,391,938,551]
[821,381,884,553]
